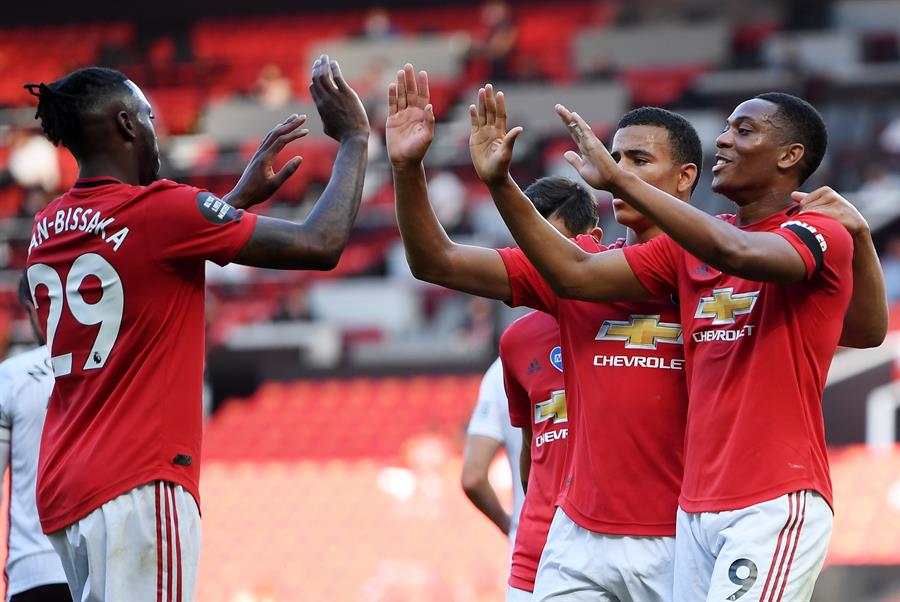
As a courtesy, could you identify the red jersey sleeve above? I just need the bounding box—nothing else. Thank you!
[621,234,680,297]
[496,235,604,315]
[774,211,853,290]
[499,332,531,429]
[496,247,559,316]
[146,181,258,267]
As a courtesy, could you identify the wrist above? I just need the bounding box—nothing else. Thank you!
[850,222,871,240]
[222,191,248,211]
[391,159,425,173]
[607,168,636,197]
[485,173,516,192]
[340,131,369,144]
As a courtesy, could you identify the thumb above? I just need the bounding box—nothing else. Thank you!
[564,150,586,172]
[425,104,436,137]
[790,190,808,203]
[502,126,523,152]
[274,156,303,186]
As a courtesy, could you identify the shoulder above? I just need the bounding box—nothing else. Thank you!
[0,347,49,399]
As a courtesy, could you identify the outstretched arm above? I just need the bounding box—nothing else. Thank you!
[556,106,811,283]
[388,64,512,301]
[796,189,888,348]
[469,85,650,302]
[232,55,369,270]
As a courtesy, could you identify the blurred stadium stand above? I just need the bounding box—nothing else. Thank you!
[2,0,900,599]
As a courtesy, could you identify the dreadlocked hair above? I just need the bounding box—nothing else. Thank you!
[24,67,129,150]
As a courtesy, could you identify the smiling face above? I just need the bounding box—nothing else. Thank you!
[712,98,804,202]
[610,124,687,230]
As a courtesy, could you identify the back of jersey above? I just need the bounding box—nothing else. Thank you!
[26,177,257,534]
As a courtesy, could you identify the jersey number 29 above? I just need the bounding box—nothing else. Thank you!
[27,253,123,377]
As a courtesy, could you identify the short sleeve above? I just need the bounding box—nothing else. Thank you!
[147,181,258,267]
[496,247,559,316]
[0,366,13,436]
[774,212,853,290]
[499,333,531,429]
[467,358,509,441]
[622,234,680,297]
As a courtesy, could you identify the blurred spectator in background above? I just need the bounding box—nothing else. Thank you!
[882,237,900,302]
[470,0,518,82]
[359,7,398,40]
[273,289,313,322]
[427,170,466,234]
[253,64,293,109]
[583,48,617,81]
[859,163,900,195]
[1,127,59,197]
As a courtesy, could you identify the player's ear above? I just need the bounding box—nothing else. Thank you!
[589,226,603,244]
[116,110,137,142]
[677,163,698,196]
[777,143,805,172]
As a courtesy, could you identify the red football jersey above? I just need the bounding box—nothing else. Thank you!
[501,310,566,592]
[26,177,257,533]
[622,207,853,513]
[498,236,687,537]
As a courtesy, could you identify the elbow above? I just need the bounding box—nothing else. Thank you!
[848,328,887,349]
[460,470,487,497]
[305,246,343,271]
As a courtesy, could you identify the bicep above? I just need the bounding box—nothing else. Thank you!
[232,215,334,270]
[721,232,808,283]
[462,435,502,475]
[564,250,653,302]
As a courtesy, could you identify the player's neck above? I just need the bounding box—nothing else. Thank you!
[625,223,661,246]
[731,187,796,227]
[77,157,141,187]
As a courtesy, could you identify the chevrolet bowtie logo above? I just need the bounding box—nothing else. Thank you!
[596,315,683,349]
[534,390,567,425]
[694,287,759,325]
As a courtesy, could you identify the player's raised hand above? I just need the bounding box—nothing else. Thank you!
[226,113,309,209]
[555,104,620,190]
[792,187,870,236]
[309,54,370,142]
[469,84,523,186]
[386,64,435,168]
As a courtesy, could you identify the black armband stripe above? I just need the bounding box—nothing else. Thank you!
[783,223,823,274]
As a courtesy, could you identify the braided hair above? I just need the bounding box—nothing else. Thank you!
[24,67,129,150]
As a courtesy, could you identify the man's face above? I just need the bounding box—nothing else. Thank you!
[711,98,793,199]
[610,124,683,229]
[124,80,160,185]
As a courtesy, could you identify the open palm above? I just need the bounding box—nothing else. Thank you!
[386,64,435,168]
[469,84,523,186]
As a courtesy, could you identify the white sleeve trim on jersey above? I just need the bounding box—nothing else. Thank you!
[466,357,509,442]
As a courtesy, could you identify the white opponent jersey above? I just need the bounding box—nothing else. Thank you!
[0,346,67,596]
[467,357,525,547]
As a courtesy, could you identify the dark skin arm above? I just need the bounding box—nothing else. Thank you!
[387,64,512,301]
[228,55,369,270]
[469,84,650,302]
[520,424,532,494]
[555,105,811,284]
[795,188,888,348]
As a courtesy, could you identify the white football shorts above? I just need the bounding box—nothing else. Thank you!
[532,507,675,602]
[47,481,201,602]
[674,489,832,602]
